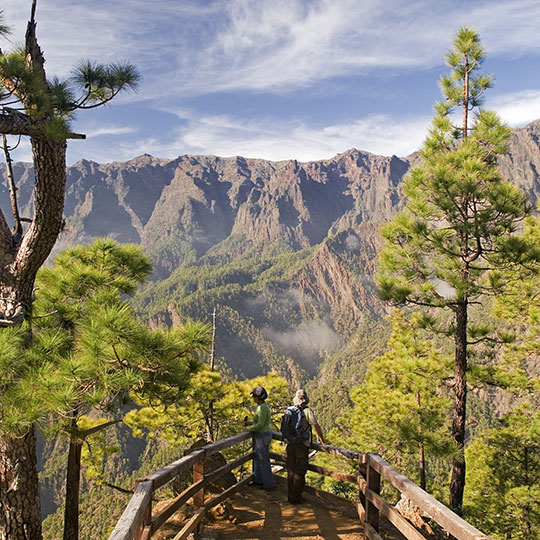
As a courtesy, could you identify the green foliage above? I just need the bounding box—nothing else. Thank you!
[377,27,539,511]
[125,369,289,448]
[307,315,391,431]
[440,27,491,114]
[0,325,39,433]
[27,238,210,439]
[0,20,139,139]
[464,406,540,539]
[378,26,534,314]
[333,310,453,498]
[132,246,318,382]
[491,215,540,391]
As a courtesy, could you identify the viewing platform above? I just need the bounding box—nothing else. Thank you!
[108,431,494,540]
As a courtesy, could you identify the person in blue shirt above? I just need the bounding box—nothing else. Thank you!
[245,386,275,490]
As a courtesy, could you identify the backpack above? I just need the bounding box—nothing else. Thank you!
[280,405,310,445]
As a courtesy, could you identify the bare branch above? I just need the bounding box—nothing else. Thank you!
[2,134,22,245]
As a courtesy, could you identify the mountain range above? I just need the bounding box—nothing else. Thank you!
[2,120,540,419]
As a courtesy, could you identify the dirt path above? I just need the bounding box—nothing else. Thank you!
[207,483,365,540]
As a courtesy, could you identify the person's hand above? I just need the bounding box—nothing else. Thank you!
[243,416,251,427]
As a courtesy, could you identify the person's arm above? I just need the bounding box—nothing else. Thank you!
[305,408,325,445]
[313,423,325,445]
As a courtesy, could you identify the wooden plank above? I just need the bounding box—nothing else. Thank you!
[139,525,152,540]
[365,488,426,540]
[145,432,251,490]
[269,451,286,463]
[193,456,204,507]
[204,474,254,511]
[171,506,206,540]
[313,442,367,464]
[365,457,381,533]
[358,475,366,492]
[150,479,204,532]
[270,431,366,463]
[145,449,204,490]
[203,431,252,456]
[367,454,495,540]
[108,481,153,540]
[302,483,356,509]
[364,522,385,540]
[307,463,358,484]
[355,501,365,523]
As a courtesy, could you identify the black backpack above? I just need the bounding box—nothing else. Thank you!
[280,405,310,445]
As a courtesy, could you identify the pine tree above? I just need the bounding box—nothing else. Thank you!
[30,239,210,540]
[125,370,289,450]
[0,2,139,537]
[377,27,538,514]
[464,406,540,539]
[334,310,452,495]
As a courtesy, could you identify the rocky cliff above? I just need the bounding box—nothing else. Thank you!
[1,120,540,381]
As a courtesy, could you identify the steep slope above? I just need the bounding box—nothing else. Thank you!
[1,121,539,383]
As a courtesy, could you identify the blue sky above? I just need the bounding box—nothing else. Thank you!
[4,0,540,165]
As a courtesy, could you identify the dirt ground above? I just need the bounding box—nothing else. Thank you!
[205,482,365,540]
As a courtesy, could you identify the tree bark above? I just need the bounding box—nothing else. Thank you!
[0,429,42,540]
[416,391,426,491]
[0,137,66,326]
[0,137,66,539]
[63,437,82,540]
[449,300,467,515]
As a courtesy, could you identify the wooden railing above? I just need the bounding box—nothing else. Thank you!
[108,430,494,540]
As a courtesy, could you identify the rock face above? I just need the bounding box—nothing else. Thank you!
[1,120,539,379]
[4,122,538,278]
[0,149,412,276]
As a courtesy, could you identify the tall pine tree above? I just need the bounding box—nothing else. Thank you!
[31,239,210,540]
[0,3,139,538]
[377,27,538,513]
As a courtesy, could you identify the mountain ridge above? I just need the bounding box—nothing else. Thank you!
[1,120,540,383]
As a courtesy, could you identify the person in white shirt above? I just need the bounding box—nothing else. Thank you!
[286,389,325,504]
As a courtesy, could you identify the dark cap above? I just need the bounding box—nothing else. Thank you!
[250,386,268,400]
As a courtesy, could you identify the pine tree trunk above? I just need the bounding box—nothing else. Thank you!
[0,138,66,539]
[63,438,82,540]
[449,300,468,515]
[0,137,66,325]
[416,391,426,491]
[0,429,43,540]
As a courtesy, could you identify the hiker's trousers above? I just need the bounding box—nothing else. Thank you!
[253,430,275,489]
[286,442,309,503]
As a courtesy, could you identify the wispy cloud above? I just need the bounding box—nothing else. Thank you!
[3,0,540,97]
[66,84,540,165]
[86,126,138,138]
[70,108,429,164]
[3,1,540,167]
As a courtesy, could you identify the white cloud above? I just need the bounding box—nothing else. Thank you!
[491,90,540,127]
[163,0,540,96]
[69,108,428,164]
[86,126,138,138]
[3,0,540,98]
[169,110,429,160]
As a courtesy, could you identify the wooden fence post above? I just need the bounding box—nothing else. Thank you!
[193,455,205,508]
[251,434,256,479]
[132,479,152,540]
[365,453,381,536]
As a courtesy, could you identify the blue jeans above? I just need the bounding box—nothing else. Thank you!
[253,431,275,488]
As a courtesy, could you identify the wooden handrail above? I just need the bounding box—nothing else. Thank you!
[108,430,494,540]
[366,453,494,540]
[108,481,153,540]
